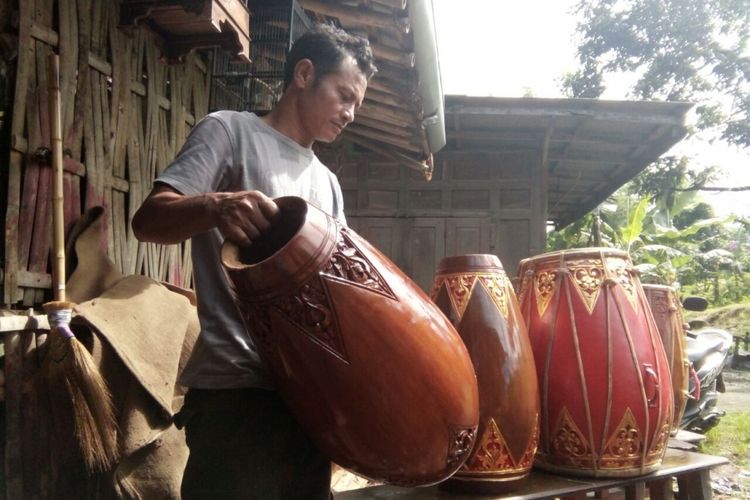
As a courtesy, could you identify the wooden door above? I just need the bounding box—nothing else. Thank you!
[348,217,404,268]
[403,218,445,292]
[445,218,495,258]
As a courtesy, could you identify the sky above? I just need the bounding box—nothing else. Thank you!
[431,0,750,217]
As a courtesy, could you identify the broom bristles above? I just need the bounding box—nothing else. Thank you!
[41,302,120,473]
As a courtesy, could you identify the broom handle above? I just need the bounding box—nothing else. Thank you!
[47,53,66,302]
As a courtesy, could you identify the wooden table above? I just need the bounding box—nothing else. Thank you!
[334,449,728,500]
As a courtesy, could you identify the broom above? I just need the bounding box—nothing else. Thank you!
[39,52,119,473]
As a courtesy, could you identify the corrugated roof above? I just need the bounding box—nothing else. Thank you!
[444,96,694,228]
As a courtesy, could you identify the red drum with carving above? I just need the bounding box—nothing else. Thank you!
[221,197,479,486]
[431,255,540,493]
[516,248,673,477]
[642,284,689,433]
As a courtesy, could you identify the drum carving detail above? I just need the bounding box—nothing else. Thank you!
[431,254,540,493]
[222,197,480,486]
[517,249,673,477]
[642,284,690,433]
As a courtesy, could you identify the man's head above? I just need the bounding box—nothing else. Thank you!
[283,24,377,91]
[280,24,377,145]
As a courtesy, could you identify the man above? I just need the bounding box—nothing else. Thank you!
[132,24,376,499]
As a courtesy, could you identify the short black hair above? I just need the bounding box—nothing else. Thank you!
[283,23,377,90]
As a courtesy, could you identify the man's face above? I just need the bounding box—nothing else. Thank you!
[302,56,368,143]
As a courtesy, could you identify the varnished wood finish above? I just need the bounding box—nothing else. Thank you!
[642,284,690,433]
[431,254,540,493]
[516,248,674,478]
[222,197,480,486]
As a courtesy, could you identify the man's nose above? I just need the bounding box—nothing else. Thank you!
[343,106,354,124]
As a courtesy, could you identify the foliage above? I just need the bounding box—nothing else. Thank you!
[562,0,750,207]
[700,410,750,468]
[563,0,750,148]
[546,190,750,306]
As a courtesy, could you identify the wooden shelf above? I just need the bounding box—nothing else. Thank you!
[119,0,251,62]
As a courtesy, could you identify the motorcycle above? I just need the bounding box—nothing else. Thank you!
[679,296,734,433]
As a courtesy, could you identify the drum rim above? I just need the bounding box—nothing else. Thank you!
[436,254,505,274]
[518,247,632,267]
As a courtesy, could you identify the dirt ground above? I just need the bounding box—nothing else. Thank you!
[707,368,750,499]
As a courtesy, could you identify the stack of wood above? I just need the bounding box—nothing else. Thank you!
[299,0,436,177]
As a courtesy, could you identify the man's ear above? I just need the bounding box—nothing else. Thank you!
[293,59,315,89]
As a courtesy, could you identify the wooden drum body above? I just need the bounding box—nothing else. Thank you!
[221,197,479,486]
[516,248,673,478]
[642,284,689,433]
[431,254,539,493]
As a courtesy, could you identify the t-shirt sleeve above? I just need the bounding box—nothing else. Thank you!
[328,170,347,226]
[156,116,234,195]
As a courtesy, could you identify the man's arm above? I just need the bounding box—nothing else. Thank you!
[132,183,279,247]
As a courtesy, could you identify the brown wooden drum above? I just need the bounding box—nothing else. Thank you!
[431,254,540,493]
[516,248,673,477]
[221,197,480,486]
[642,284,689,433]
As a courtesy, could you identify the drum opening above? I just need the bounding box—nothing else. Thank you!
[236,197,307,265]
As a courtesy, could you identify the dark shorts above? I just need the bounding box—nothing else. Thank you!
[176,388,331,500]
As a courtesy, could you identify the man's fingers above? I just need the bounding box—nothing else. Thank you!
[221,225,253,247]
[258,196,280,222]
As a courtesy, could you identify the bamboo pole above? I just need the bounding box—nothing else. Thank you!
[47,54,66,302]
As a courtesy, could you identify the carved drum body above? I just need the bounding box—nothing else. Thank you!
[642,284,689,433]
[516,248,673,478]
[431,255,540,493]
[221,197,479,486]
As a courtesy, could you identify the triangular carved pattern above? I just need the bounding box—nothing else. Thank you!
[602,408,642,461]
[274,275,348,362]
[567,259,605,315]
[606,257,639,312]
[534,270,558,317]
[478,274,510,320]
[464,414,539,473]
[517,413,540,469]
[647,421,672,460]
[322,229,396,300]
[517,271,533,304]
[551,407,592,460]
[434,274,478,320]
[463,418,513,471]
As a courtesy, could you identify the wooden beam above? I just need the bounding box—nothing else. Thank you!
[344,133,432,179]
[300,0,410,33]
[364,87,417,109]
[371,42,414,68]
[346,124,423,154]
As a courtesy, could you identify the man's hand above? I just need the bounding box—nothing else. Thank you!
[212,191,280,247]
[133,184,280,246]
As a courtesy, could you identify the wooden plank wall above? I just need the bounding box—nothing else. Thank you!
[3,0,210,306]
[324,148,547,290]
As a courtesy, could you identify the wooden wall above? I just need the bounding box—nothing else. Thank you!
[2,0,210,306]
[325,148,549,291]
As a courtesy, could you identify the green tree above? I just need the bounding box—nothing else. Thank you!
[564,0,750,148]
[563,0,750,202]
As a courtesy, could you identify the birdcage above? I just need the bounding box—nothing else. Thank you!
[209,0,312,113]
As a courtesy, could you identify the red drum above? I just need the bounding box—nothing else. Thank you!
[221,197,479,486]
[516,248,673,477]
[642,284,689,433]
[431,255,540,493]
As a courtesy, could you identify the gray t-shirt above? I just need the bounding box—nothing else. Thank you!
[156,111,345,389]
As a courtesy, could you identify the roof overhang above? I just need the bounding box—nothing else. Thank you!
[443,96,694,228]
